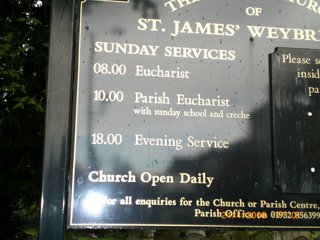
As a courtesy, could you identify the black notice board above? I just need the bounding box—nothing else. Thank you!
[271,47,320,194]
[67,0,320,229]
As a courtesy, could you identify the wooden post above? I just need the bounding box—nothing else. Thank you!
[39,0,75,238]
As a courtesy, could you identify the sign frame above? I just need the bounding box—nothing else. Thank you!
[40,0,320,238]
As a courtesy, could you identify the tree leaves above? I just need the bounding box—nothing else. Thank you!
[0,0,49,238]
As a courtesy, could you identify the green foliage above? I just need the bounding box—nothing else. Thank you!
[0,0,50,239]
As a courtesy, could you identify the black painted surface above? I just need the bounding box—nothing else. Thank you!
[66,0,320,229]
[271,47,320,194]
[39,0,75,239]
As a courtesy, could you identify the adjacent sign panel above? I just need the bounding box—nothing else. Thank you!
[271,47,320,194]
[68,0,320,228]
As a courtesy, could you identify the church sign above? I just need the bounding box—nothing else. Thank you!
[65,0,320,228]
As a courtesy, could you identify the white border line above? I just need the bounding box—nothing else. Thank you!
[70,0,129,225]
